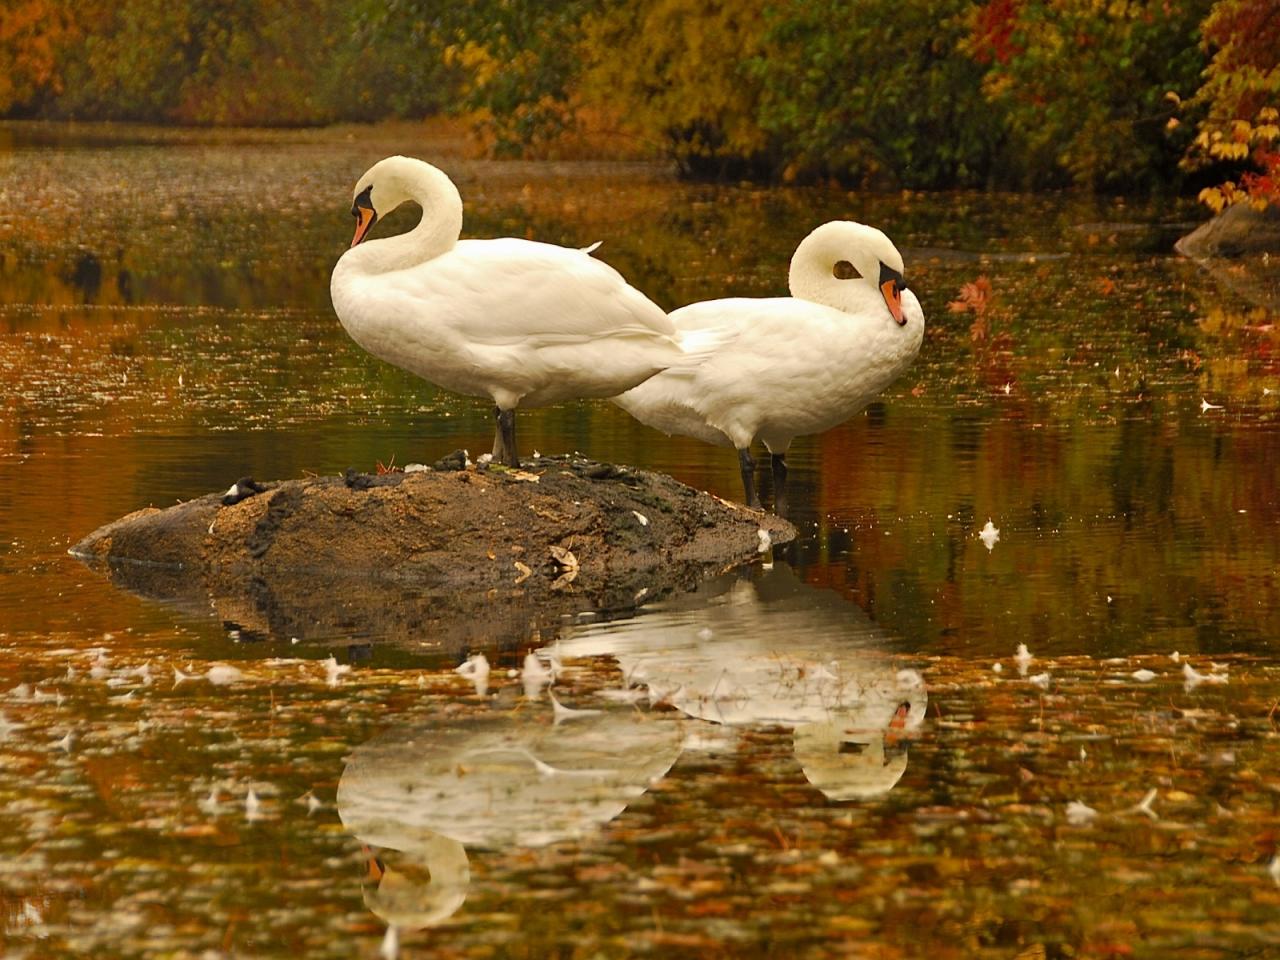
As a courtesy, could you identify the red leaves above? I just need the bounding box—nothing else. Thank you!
[948,275,994,316]
[948,275,996,342]
[969,0,1023,66]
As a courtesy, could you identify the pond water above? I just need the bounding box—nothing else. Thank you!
[1,122,1278,957]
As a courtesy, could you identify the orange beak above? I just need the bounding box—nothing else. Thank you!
[889,701,911,732]
[880,278,905,326]
[361,844,386,883]
[351,207,377,247]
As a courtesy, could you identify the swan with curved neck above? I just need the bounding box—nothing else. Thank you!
[331,155,689,466]
[613,220,924,513]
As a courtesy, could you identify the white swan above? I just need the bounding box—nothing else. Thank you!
[330,156,695,466]
[612,220,924,512]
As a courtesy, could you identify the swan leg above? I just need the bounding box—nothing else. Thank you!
[491,406,507,462]
[737,448,760,509]
[498,408,519,468]
[770,453,789,518]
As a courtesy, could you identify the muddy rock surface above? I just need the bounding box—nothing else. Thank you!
[71,455,795,655]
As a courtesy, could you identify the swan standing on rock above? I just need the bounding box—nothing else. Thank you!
[613,221,924,514]
[330,156,699,467]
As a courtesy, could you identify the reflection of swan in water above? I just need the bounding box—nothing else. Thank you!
[550,561,927,800]
[337,704,681,929]
[337,564,922,930]
[353,832,469,932]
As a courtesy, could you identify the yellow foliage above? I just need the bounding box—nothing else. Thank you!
[444,42,500,88]
[576,0,770,158]
[1198,186,1228,213]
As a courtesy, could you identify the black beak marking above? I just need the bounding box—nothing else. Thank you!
[351,184,374,218]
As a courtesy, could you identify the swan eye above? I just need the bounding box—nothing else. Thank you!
[351,184,374,218]
[833,260,860,280]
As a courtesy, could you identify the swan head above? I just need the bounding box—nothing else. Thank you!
[788,221,909,326]
[348,155,462,248]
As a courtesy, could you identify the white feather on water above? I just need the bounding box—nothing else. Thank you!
[979,519,999,550]
[548,688,603,724]
[381,925,400,960]
[455,653,490,695]
[324,656,352,688]
[1066,800,1098,825]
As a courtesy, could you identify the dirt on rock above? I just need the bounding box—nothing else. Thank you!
[72,455,795,656]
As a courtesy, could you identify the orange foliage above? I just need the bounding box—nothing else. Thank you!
[0,0,78,110]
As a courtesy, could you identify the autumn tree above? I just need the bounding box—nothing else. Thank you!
[750,0,1005,187]
[0,0,80,114]
[1185,0,1280,210]
[961,0,1212,190]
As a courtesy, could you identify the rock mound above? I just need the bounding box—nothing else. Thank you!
[72,455,794,655]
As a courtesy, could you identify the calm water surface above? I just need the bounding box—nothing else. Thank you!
[1,124,1277,957]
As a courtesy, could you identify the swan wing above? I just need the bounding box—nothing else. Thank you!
[385,238,677,348]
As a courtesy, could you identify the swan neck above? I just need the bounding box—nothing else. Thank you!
[349,164,463,274]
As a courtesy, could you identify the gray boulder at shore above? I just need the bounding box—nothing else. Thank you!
[1176,203,1280,312]
[1176,202,1280,259]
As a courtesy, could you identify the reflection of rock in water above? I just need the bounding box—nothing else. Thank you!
[337,703,681,929]
[553,562,927,800]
